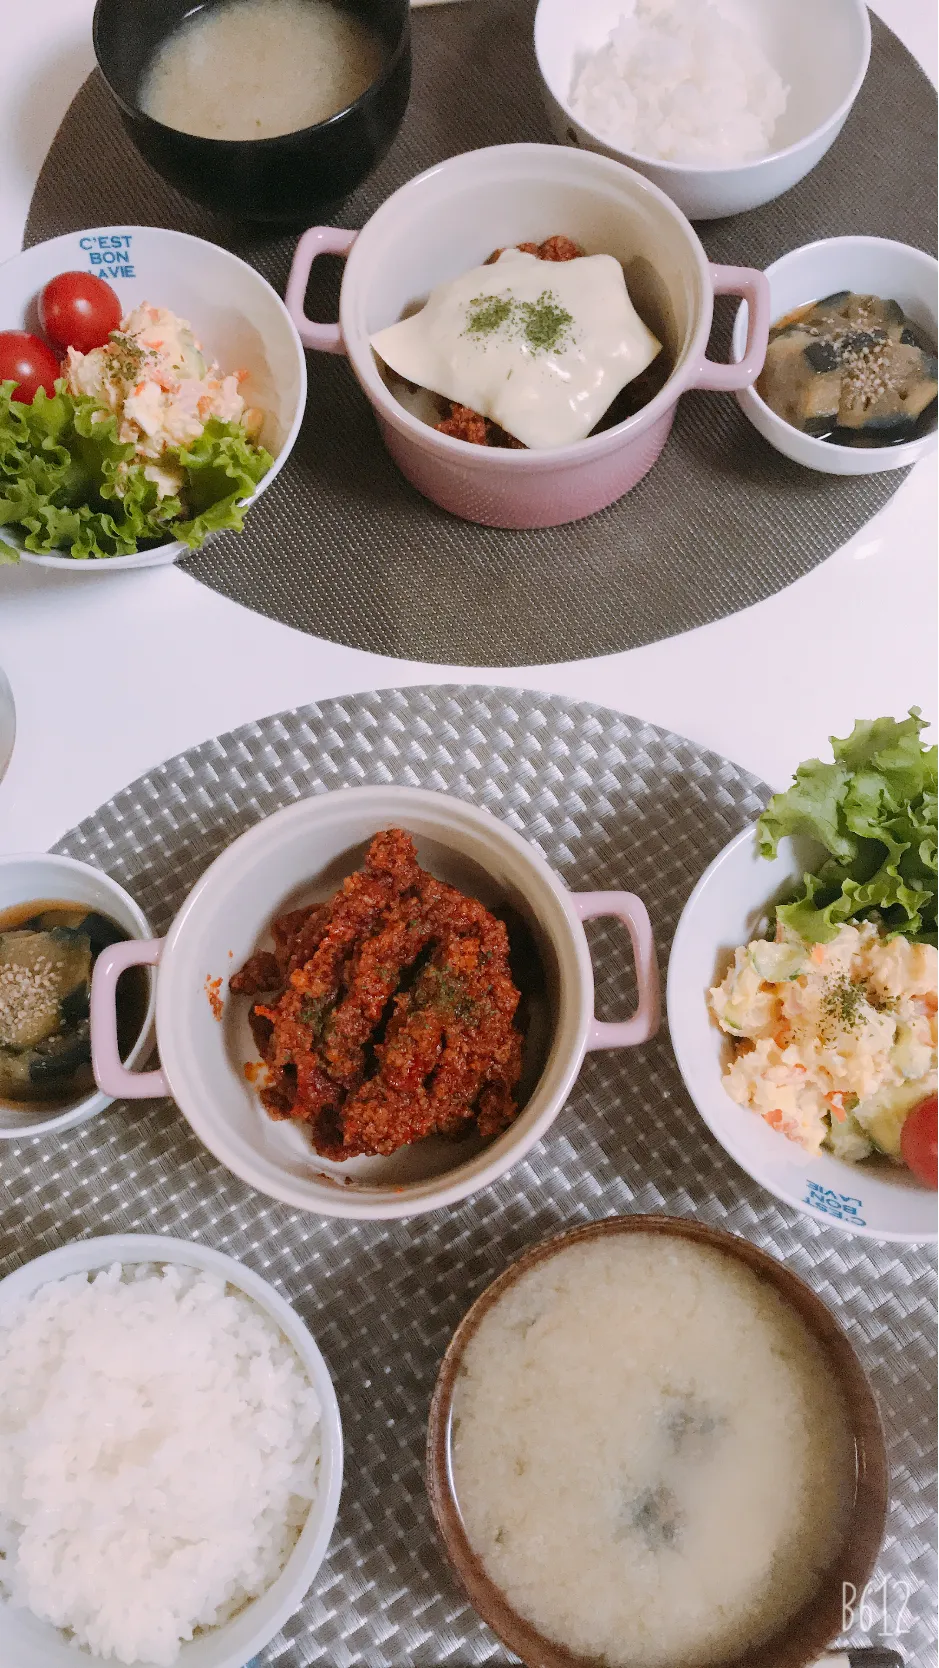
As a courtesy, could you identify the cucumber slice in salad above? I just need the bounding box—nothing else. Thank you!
[719,1006,747,1034]
[824,1112,875,1165]
[855,1079,936,1159]
[748,941,807,983]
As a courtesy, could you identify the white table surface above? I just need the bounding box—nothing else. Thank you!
[0,0,935,856]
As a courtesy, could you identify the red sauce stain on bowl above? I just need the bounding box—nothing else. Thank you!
[204,975,224,1021]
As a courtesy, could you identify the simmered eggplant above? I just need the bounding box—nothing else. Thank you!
[757,292,938,447]
[0,904,146,1107]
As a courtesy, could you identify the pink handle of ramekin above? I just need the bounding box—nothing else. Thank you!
[91,938,169,1099]
[285,226,358,353]
[571,891,661,1051]
[690,263,771,392]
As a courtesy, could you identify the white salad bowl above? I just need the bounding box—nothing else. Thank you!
[89,785,660,1220]
[667,826,937,1243]
[0,1233,344,1668]
[534,0,871,221]
[732,236,939,475]
[0,226,306,570]
[0,852,156,1140]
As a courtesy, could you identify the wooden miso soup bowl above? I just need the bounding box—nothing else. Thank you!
[427,1215,888,1668]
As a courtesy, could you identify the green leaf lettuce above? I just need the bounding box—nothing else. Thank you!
[0,380,272,561]
[758,711,938,946]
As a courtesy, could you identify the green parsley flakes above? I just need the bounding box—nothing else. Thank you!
[463,289,574,355]
[466,294,515,337]
[820,976,867,1037]
[518,291,573,353]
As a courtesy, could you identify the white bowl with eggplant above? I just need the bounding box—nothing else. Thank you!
[732,236,938,475]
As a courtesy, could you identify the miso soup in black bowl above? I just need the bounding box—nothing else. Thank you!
[93,0,411,224]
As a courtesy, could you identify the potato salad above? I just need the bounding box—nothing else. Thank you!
[710,921,937,1162]
[64,304,258,500]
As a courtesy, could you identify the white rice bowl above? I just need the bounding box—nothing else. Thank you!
[569,0,788,165]
[0,1237,343,1668]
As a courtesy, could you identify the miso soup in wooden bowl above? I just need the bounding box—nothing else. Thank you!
[427,1216,887,1668]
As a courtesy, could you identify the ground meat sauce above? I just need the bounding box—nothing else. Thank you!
[434,238,584,448]
[230,829,525,1160]
[435,404,527,449]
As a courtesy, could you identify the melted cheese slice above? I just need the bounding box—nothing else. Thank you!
[370,249,662,450]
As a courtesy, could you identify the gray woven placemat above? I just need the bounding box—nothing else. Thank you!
[24,14,938,665]
[0,687,934,1665]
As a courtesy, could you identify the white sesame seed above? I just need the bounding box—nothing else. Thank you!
[0,955,60,1046]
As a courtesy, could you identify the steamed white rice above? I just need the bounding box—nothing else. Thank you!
[0,1263,322,1665]
[569,0,788,165]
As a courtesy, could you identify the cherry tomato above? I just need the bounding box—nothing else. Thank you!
[900,1093,938,1189]
[0,331,61,403]
[38,271,122,354]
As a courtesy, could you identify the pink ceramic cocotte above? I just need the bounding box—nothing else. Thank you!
[285,144,770,528]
